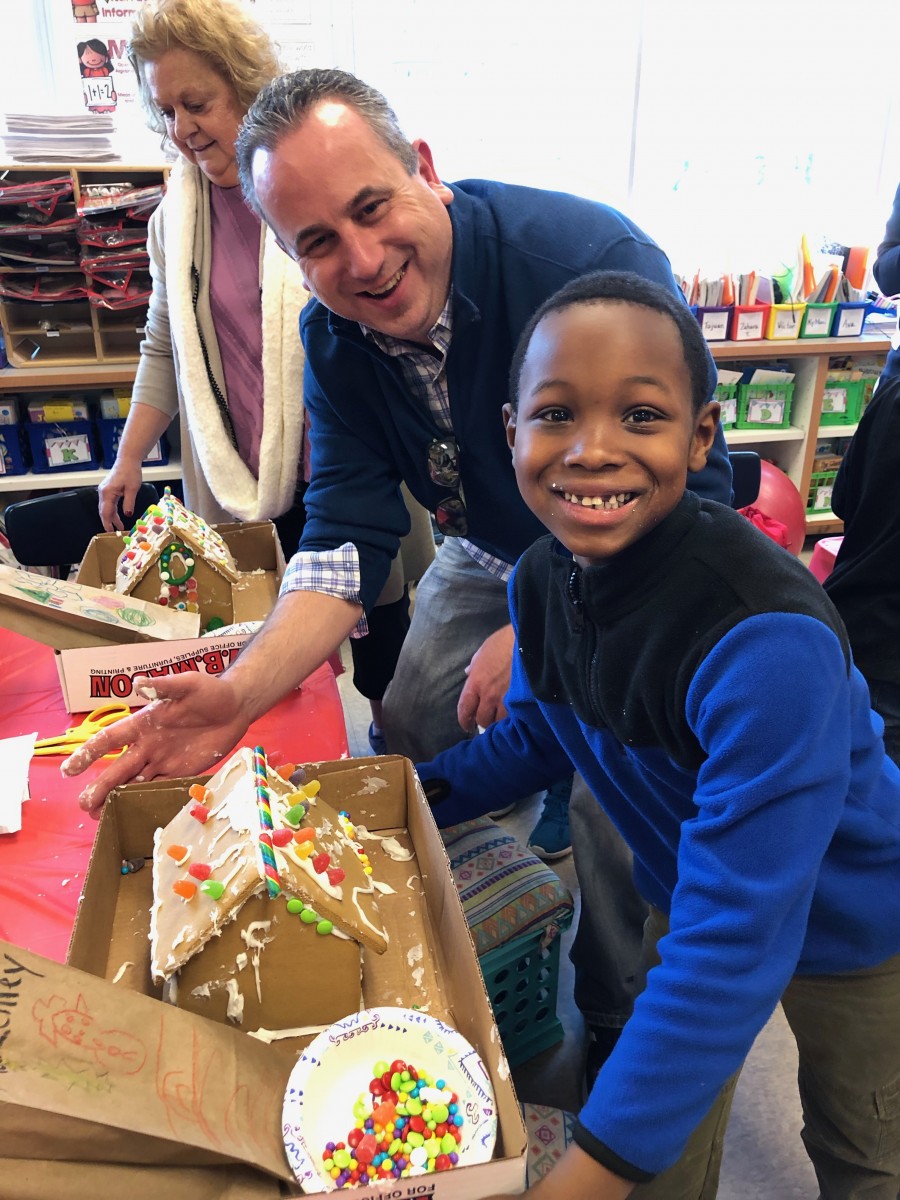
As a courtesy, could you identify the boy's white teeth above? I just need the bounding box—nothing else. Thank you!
[563,491,634,510]
[368,266,405,296]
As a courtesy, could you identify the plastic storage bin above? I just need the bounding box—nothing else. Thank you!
[478,929,569,1069]
[0,425,29,476]
[820,379,864,426]
[736,381,795,429]
[807,469,839,513]
[800,303,837,339]
[694,305,730,341]
[831,302,868,338]
[97,416,169,470]
[766,303,805,340]
[25,419,98,474]
[715,382,738,429]
[729,304,769,342]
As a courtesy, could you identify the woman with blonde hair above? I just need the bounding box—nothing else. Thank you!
[100,0,433,743]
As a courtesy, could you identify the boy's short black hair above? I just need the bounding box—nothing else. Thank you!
[509,270,711,415]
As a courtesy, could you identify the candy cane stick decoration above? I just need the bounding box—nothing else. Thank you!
[254,745,281,898]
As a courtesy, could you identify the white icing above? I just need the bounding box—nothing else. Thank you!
[372,880,397,896]
[411,967,424,989]
[357,776,389,795]
[379,836,413,861]
[247,1022,328,1044]
[111,961,133,984]
[190,982,211,998]
[407,944,423,966]
[240,919,273,1003]
[225,978,244,1023]
[350,886,388,941]
[235,951,248,971]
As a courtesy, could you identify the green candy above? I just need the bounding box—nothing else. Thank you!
[441,1133,456,1154]
[405,1097,422,1115]
[285,898,304,914]
[333,1149,351,1169]
[300,909,318,924]
[391,1071,402,1091]
[315,919,334,936]
[406,1131,424,1148]
[425,1139,440,1159]
[283,803,307,828]
[373,1060,389,1077]
[199,880,225,900]
[399,1079,416,1093]
[431,1103,449,1124]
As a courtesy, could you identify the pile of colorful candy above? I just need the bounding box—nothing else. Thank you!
[321,1058,465,1188]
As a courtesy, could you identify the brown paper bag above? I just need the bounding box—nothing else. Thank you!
[0,1159,287,1200]
[0,943,295,1182]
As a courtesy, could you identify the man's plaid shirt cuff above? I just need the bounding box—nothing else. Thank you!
[279,542,369,637]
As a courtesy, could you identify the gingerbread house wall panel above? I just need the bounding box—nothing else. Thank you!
[124,558,236,630]
[172,893,363,1031]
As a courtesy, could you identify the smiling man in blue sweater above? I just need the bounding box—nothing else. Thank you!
[419,271,900,1199]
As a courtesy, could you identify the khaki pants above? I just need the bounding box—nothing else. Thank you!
[630,909,900,1199]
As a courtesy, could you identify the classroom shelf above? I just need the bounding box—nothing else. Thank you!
[711,334,889,535]
[0,458,180,495]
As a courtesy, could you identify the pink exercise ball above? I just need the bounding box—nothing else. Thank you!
[754,460,807,556]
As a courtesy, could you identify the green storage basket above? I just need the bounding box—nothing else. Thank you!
[799,303,837,339]
[736,381,794,429]
[820,378,864,426]
[715,382,737,429]
[806,469,838,513]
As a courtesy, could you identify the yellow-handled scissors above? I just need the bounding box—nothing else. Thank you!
[33,703,131,757]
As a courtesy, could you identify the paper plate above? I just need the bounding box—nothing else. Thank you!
[282,1006,497,1192]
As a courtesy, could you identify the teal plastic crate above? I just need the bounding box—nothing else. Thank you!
[736,381,794,429]
[479,928,568,1069]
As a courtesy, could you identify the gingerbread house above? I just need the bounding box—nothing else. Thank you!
[150,746,388,1035]
[114,487,241,633]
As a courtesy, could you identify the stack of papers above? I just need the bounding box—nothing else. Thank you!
[2,113,118,163]
[0,732,35,836]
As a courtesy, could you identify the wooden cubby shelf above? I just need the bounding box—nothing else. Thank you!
[710,333,890,535]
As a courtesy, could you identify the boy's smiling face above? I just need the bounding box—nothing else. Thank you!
[504,299,718,568]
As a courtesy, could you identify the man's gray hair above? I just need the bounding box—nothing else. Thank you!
[236,68,419,216]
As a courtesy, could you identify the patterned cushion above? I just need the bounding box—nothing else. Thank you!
[440,817,574,957]
[521,1103,576,1184]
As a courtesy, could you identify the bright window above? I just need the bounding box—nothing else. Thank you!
[7,0,900,282]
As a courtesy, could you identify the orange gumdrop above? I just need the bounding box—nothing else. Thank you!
[172,879,197,900]
[274,763,296,780]
[166,843,188,862]
[372,1100,397,1127]
[189,784,208,804]
[293,827,316,843]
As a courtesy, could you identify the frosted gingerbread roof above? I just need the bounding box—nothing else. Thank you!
[150,747,389,983]
[114,486,240,596]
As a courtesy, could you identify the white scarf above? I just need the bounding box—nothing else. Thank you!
[163,159,306,522]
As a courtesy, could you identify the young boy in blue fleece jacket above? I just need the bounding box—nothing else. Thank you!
[417,271,900,1200]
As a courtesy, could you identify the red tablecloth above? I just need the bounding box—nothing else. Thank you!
[0,627,348,963]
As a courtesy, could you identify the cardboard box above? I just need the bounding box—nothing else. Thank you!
[59,755,527,1197]
[0,521,284,713]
